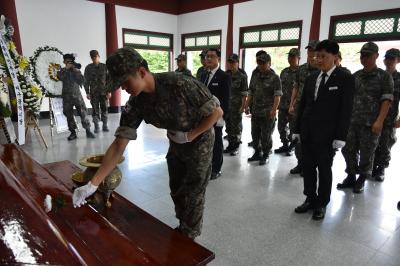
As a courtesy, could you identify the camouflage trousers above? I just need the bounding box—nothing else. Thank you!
[342,123,380,177]
[251,116,276,154]
[226,108,243,144]
[277,108,293,146]
[90,94,108,125]
[166,128,214,238]
[62,95,91,131]
[374,125,397,168]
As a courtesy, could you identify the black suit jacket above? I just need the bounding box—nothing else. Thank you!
[202,68,231,120]
[294,67,355,143]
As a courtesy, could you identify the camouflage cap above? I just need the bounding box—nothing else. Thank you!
[287,48,300,56]
[305,40,319,50]
[106,47,144,92]
[359,42,379,54]
[256,53,271,63]
[175,54,186,61]
[384,48,400,59]
[228,53,239,62]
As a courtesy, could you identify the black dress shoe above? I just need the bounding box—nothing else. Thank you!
[210,171,222,180]
[274,145,289,154]
[248,152,262,162]
[67,132,77,141]
[312,207,326,220]
[397,201,400,211]
[353,176,366,193]
[259,155,269,165]
[290,165,302,174]
[294,200,314,213]
[337,174,356,189]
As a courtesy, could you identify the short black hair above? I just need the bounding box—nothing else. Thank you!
[315,40,339,55]
[140,59,150,71]
[256,50,267,57]
[207,48,221,58]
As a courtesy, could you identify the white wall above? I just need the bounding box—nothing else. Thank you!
[178,6,229,69]
[116,5,178,57]
[15,0,107,111]
[233,0,314,64]
[320,0,400,40]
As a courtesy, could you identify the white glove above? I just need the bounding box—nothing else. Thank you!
[216,117,225,127]
[292,134,300,142]
[73,181,98,208]
[167,130,189,144]
[44,194,52,213]
[332,140,346,149]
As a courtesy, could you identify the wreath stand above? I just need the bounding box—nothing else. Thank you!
[0,116,12,143]
[25,110,48,149]
[48,97,79,138]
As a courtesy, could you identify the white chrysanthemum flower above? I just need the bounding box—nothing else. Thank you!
[32,49,63,96]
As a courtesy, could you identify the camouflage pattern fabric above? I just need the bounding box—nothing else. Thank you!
[196,66,207,81]
[251,116,276,154]
[84,63,108,124]
[225,69,248,143]
[57,68,91,130]
[175,68,193,77]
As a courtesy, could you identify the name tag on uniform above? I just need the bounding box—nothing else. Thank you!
[211,82,219,86]
[329,86,338,91]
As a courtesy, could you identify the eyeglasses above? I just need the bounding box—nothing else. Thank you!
[206,55,218,59]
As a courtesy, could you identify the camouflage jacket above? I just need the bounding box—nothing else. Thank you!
[294,63,318,107]
[385,71,400,125]
[226,69,248,109]
[279,66,298,109]
[84,63,107,96]
[175,68,193,77]
[351,67,394,126]
[57,68,84,99]
[249,70,282,117]
[115,72,220,140]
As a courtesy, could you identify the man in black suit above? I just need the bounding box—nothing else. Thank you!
[293,40,354,220]
[202,48,231,180]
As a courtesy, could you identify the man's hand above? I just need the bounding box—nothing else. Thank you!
[292,134,300,142]
[332,140,346,149]
[167,130,189,144]
[289,105,295,115]
[107,92,112,99]
[72,181,98,208]
[394,119,400,128]
[270,109,277,119]
[372,120,384,135]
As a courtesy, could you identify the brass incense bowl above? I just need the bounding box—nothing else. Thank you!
[72,154,124,208]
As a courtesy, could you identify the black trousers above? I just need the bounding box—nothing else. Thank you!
[302,137,334,208]
[212,125,223,173]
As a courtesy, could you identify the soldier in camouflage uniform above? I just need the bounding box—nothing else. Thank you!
[224,54,248,155]
[288,40,319,174]
[58,54,95,140]
[196,50,207,81]
[335,51,352,74]
[245,51,282,165]
[275,48,299,156]
[372,48,400,182]
[72,47,223,239]
[175,54,192,77]
[338,42,394,193]
[84,50,109,133]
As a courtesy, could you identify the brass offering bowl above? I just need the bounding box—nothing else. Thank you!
[72,154,124,208]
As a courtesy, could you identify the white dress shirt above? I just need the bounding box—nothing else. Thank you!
[314,65,336,100]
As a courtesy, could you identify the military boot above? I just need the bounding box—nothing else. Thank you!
[223,143,236,154]
[102,124,109,132]
[290,164,302,174]
[229,142,240,156]
[86,129,96,138]
[248,150,262,162]
[94,123,100,133]
[374,166,385,182]
[259,153,269,165]
[274,144,289,154]
[353,175,366,194]
[67,130,77,141]
[337,174,356,189]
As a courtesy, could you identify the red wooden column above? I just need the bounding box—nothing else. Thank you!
[0,0,22,54]
[105,3,121,113]
[309,0,322,41]
[225,4,233,69]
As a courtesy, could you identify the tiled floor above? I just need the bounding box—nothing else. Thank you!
[22,113,400,266]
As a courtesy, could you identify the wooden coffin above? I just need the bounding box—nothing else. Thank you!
[0,144,214,265]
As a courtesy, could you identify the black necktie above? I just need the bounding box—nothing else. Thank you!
[203,71,211,85]
[316,72,327,100]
